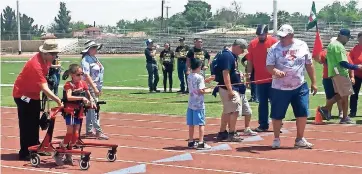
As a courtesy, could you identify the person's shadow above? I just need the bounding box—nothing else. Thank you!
[1,153,20,161]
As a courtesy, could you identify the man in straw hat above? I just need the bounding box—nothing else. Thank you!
[12,39,63,161]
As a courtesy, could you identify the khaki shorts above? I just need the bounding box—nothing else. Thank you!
[332,75,354,97]
[219,88,242,115]
[240,94,252,116]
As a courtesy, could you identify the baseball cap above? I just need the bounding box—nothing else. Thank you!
[358,32,362,38]
[256,24,269,35]
[179,37,185,41]
[277,24,294,37]
[233,39,248,50]
[339,29,353,39]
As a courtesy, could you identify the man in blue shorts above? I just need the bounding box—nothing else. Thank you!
[266,24,317,149]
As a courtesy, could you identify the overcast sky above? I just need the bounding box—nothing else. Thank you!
[1,0,360,28]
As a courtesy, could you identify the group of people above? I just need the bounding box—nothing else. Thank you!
[182,24,362,150]
[144,37,211,93]
[13,39,109,165]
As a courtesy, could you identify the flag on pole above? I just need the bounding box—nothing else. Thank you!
[307,1,318,31]
[307,1,324,58]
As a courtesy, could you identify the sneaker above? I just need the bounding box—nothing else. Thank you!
[19,154,30,161]
[63,154,74,166]
[255,127,268,132]
[187,141,198,149]
[196,142,211,150]
[216,130,229,141]
[52,153,64,166]
[243,127,258,136]
[348,112,356,118]
[340,117,354,124]
[294,138,314,149]
[272,138,281,149]
[227,132,243,142]
[96,132,109,140]
[86,132,96,137]
[318,107,330,120]
[338,112,343,119]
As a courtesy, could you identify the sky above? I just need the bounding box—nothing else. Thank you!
[1,0,360,29]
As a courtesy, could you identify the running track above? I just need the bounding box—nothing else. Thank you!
[1,107,362,174]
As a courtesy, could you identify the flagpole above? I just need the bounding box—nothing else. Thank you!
[17,0,22,55]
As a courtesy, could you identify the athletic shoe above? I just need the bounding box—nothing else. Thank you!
[63,154,74,166]
[53,153,64,166]
[187,141,198,149]
[272,138,280,149]
[318,107,330,120]
[227,132,243,142]
[86,132,96,137]
[196,142,211,150]
[243,127,258,136]
[96,132,109,140]
[340,117,354,124]
[348,112,356,118]
[255,127,268,132]
[294,138,314,149]
[216,130,229,141]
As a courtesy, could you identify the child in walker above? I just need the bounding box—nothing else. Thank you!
[54,64,96,166]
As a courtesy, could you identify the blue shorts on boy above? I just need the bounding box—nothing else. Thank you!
[186,73,206,126]
[64,114,81,125]
[187,108,205,126]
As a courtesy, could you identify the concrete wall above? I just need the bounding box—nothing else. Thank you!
[1,40,44,53]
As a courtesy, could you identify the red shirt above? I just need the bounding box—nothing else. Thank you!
[320,49,352,79]
[349,44,362,78]
[63,80,89,92]
[246,35,278,84]
[12,53,51,100]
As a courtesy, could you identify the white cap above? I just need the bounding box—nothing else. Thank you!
[277,24,294,37]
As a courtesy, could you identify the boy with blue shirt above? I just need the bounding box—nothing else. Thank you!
[187,58,212,150]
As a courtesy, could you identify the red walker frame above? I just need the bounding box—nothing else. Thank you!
[28,107,92,170]
[52,101,118,162]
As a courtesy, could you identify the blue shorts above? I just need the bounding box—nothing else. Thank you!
[270,83,309,120]
[186,108,205,126]
[64,115,81,125]
[322,78,336,100]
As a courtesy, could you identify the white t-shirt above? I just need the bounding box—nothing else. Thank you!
[187,73,206,110]
[266,38,312,90]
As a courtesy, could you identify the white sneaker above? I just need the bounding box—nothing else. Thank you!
[272,138,280,149]
[243,127,258,136]
[294,138,314,149]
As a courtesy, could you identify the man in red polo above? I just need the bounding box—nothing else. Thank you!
[246,24,278,132]
[13,39,63,161]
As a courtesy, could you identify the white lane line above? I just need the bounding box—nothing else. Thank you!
[2,123,362,144]
[0,148,250,174]
[1,165,69,174]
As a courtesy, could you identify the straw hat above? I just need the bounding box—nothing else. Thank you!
[39,39,61,53]
[81,40,103,53]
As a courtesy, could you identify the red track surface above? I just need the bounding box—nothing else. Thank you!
[2,107,362,174]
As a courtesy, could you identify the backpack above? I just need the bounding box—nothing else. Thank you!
[211,49,233,82]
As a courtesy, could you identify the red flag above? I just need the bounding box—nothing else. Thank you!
[312,30,323,58]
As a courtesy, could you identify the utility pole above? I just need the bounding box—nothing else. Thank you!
[165,6,171,34]
[17,0,22,55]
[273,0,278,35]
[161,0,165,31]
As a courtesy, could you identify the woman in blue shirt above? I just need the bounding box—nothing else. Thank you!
[80,40,109,140]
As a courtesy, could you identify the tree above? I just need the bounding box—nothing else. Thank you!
[183,1,212,28]
[70,21,92,32]
[1,6,16,39]
[54,2,71,37]
[318,0,362,23]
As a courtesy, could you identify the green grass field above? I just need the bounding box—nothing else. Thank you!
[1,56,362,124]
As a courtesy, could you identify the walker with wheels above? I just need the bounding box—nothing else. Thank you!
[28,106,92,170]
